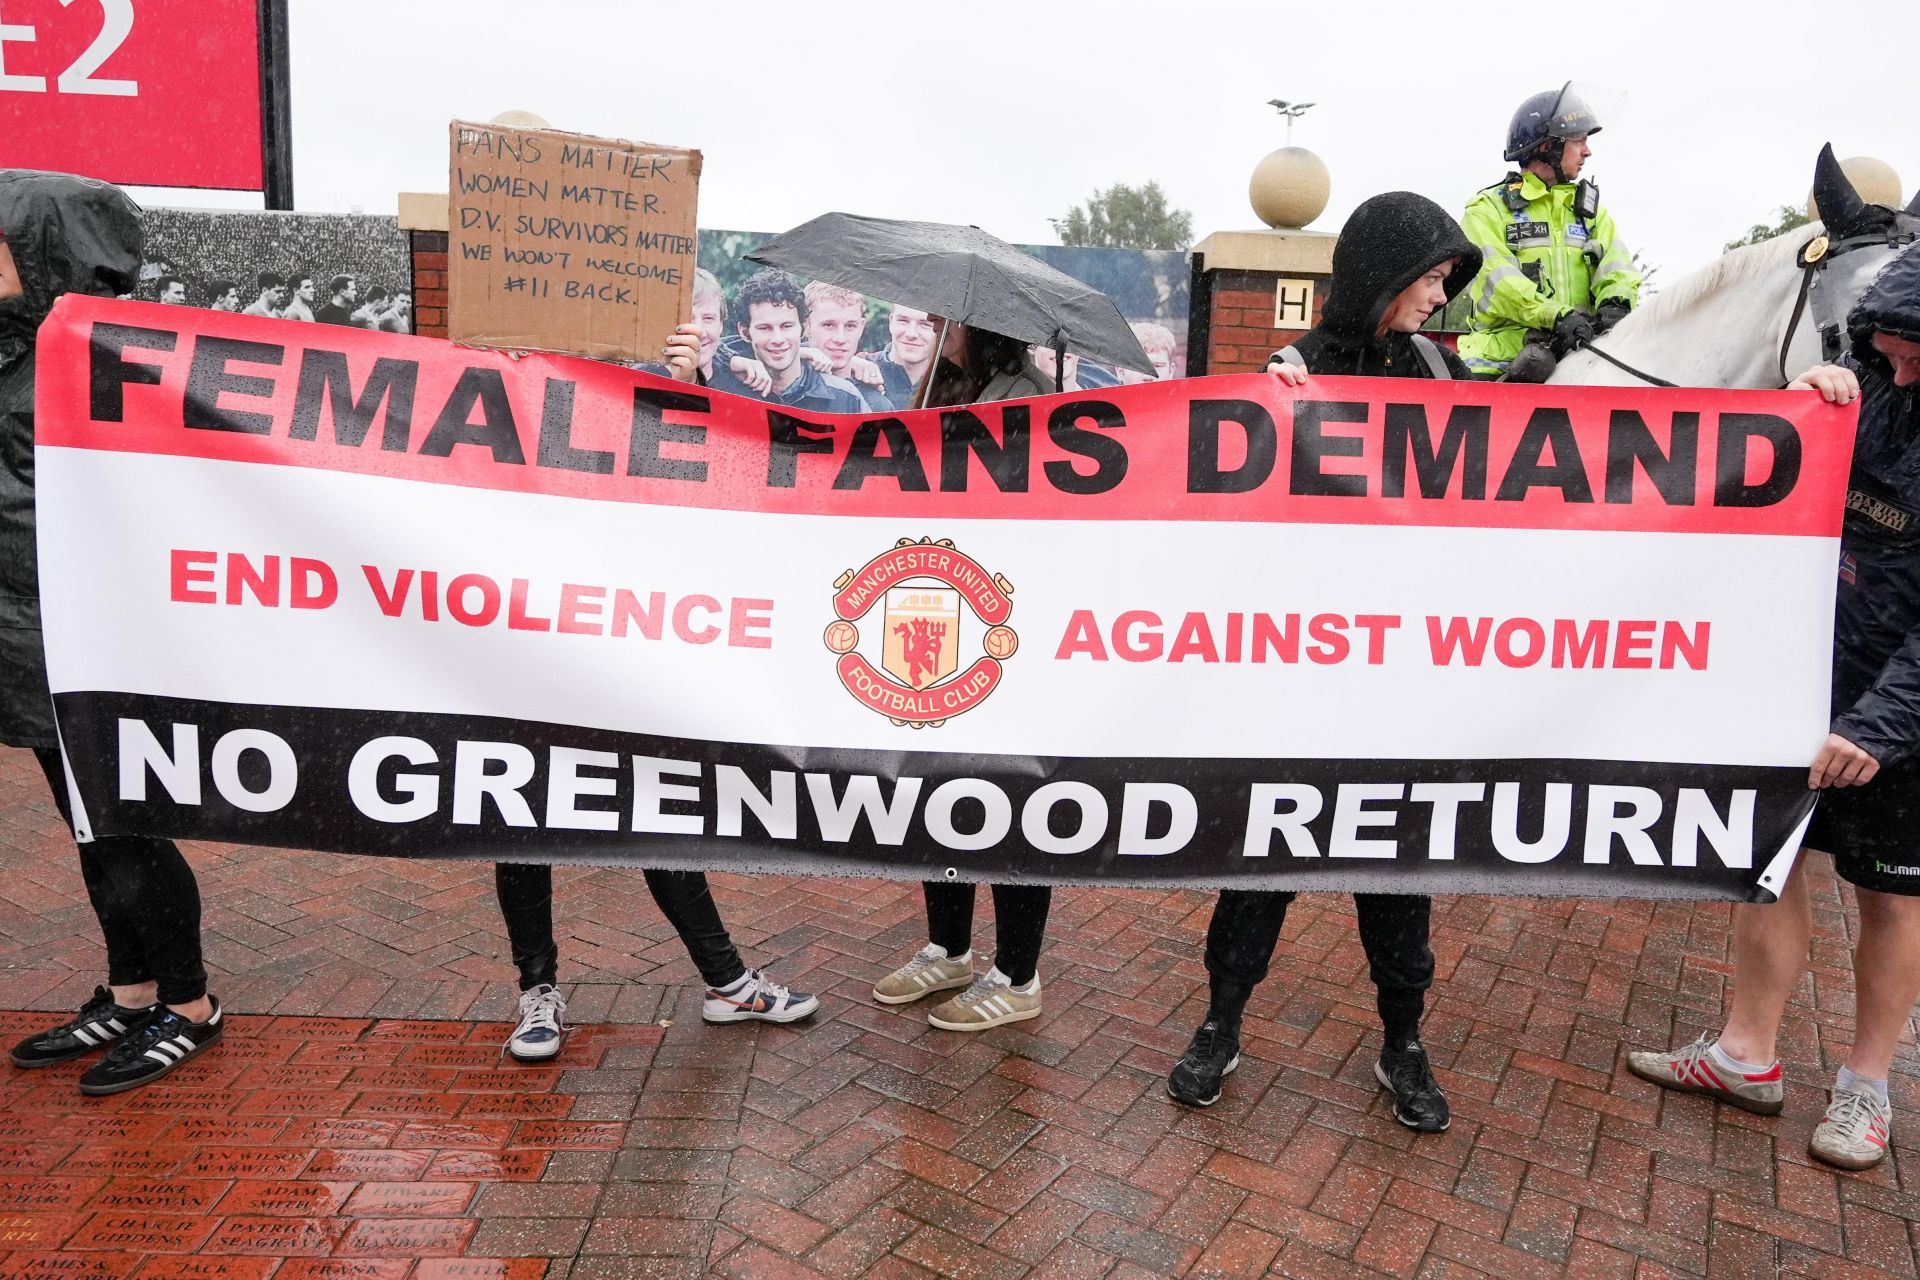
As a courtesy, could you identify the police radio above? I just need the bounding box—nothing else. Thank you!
[1575,179,1600,222]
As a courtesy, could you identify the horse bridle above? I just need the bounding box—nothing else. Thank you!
[1774,223,1917,384]
[1571,221,1919,390]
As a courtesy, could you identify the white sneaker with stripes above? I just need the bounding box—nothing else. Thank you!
[927,968,1041,1032]
[1624,1033,1784,1115]
[1810,1083,1893,1171]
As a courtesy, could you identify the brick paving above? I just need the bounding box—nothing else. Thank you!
[1,744,1917,1277]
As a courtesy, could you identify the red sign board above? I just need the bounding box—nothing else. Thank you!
[0,0,265,190]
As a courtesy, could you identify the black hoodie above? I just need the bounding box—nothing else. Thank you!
[1828,245,1920,764]
[1275,191,1482,379]
[0,170,143,747]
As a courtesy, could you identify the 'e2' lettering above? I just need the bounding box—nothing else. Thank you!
[0,0,139,97]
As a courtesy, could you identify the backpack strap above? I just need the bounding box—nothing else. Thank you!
[1409,334,1452,380]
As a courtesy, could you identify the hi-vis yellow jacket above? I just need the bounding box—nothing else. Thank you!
[1457,171,1640,376]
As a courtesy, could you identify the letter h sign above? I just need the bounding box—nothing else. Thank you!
[1272,279,1315,329]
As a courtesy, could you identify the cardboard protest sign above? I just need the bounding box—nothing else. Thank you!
[448,120,700,361]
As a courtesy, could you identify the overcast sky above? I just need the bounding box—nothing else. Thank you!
[143,0,1918,287]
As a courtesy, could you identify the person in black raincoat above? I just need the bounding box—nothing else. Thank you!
[1263,190,1478,382]
[1166,192,1482,1130]
[1630,245,1920,1173]
[0,170,225,1094]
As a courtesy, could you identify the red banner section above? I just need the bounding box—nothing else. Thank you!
[37,296,1857,535]
[1,0,264,190]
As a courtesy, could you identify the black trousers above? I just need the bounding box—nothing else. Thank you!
[1204,889,1432,1037]
[493,862,747,992]
[923,881,1051,987]
[33,748,208,1005]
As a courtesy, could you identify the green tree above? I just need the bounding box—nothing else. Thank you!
[1052,181,1194,251]
[1725,205,1811,254]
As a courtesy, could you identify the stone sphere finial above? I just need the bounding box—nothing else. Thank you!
[1250,147,1330,229]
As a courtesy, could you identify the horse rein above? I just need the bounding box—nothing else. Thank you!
[1578,341,1677,388]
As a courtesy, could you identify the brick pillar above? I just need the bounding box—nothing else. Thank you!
[398,194,450,339]
[1205,269,1328,373]
[1186,228,1336,376]
[410,231,448,338]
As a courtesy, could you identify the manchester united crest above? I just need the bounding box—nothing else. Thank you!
[824,537,1019,728]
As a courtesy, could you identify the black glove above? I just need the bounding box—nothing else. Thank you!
[1552,309,1596,355]
[1595,299,1631,334]
[1505,340,1558,383]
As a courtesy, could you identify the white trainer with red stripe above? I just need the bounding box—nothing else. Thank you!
[1624,1033,1784,1115]
[1810,1083,1893,1171]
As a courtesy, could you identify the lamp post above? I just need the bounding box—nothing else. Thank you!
[1266,98,1316,146]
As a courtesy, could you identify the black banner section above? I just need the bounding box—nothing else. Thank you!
[57,693,1813,901]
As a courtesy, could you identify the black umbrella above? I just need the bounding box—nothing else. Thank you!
[744,213,1157,392]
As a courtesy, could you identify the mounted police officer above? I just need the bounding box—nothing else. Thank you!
[1459,84,1641,381]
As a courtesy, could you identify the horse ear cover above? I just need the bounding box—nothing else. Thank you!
[1812,142,1867,230]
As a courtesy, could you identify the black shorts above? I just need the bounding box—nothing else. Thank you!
[1805,760,1920,895]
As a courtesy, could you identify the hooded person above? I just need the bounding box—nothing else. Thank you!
[1825,246,1920,770]
[1166,192,1478,1132]
[1628,245,1920,1173]
[0,170,225,1095]
[1264,190,1481,381]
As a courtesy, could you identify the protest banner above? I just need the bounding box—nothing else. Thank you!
[34,298,1855,900]
[448,120,700,361]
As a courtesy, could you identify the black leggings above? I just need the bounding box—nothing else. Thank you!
[494,863,746,992]
[33,748,208,1005]
[1204,889,1432,1042]
[923,881,1051,987]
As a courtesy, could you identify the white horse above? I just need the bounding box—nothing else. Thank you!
[1553,148,1919,389]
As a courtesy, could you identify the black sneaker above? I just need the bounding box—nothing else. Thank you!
[1375,1041,1450,1132]
[9,986,157,1068]
[78,997,223,1096]
[1167,1019,1241,1107]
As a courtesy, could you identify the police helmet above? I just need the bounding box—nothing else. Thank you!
[1503,84,1602,163]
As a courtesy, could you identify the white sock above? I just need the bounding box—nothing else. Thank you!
[987,966,1038,994]
[1707,1040,1773,1075]
[928,944,971,965]
[1837,1066,1890,1104]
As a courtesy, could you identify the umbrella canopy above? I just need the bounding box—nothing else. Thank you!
[744,213,1156,376]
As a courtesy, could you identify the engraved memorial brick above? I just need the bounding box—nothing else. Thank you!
[202,1214,340,1256]
[334,1216,478,1257]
